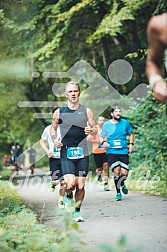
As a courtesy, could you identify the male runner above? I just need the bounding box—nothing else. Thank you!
[100,106,134,201]
[53,81,97,222]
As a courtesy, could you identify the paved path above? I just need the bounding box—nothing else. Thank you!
[15,173,167,252]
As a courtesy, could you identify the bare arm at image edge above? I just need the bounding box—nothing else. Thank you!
[146,13,167,103]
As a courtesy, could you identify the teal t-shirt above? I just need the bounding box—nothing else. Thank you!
[100,118,132,154]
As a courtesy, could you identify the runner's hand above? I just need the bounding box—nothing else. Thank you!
[54,138,63,149]
[129,145,134,153]
[153,81,167,103]
[84,126,97,135]
[84,126,92,135]
[102,142,110,148]
[47,150,54,158]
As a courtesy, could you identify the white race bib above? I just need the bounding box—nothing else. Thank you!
[67,147,84,159]
[53,146,60,158]
[112,140,122,148]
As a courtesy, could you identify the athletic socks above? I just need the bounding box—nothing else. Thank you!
[114,175,127,193]
[66,192,73,199]
[75,207,80,212]
[119,175,127,187]
[114,176,120,193]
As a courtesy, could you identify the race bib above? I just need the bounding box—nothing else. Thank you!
[67,147,84,159]
[53,146,60,158]
[112,139,123,149]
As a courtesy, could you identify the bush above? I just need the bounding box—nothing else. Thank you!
[129,98,167,195]
[0,181,83,252]
[0,168,13,180]
[0,181,24,217]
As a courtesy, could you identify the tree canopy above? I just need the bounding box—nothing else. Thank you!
[0,0,166,183]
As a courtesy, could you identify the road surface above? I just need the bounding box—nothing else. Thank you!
[14,171,167,252]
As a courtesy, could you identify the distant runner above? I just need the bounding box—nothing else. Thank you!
[100,106,134,201]
[40,108,65,209]
[87,116,110,191]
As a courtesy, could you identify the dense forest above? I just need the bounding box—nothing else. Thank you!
[0,0,166,185]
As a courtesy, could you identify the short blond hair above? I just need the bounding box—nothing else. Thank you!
[65,81,80,92]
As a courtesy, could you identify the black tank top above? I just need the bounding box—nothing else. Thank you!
[60,104,87,147]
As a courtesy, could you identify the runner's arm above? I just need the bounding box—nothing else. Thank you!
[146,14,167,102]
[39,138,53,158]
[87,134,100,143]
[128,132,134,153]
[52,108,60,130]
[85,108,97,135]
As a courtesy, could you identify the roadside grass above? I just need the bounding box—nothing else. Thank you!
[127,164,167,196]
[86,169,167,197]
[0,181,83,252]
[0,167,13,180]
[126,180,167,196]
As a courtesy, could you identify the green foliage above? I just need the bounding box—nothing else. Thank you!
[0,209,57,252]
[0,160,3,170]
[129,97,167,195]
[87,0,151,43]
[0,182,82,252]
[0,9,15,30]
[0,181,24,216]
[0,168,12,180]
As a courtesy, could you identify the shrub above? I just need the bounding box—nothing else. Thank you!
[0,181,24,217]
[0,168,13,180]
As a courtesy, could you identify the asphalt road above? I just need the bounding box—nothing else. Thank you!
[15,171,167,252]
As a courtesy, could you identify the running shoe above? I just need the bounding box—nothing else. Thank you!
[64,197,74,212]
[122,185,128,195]
[115,193,122,201]
[73,211,84,222]
[104,184,110,191]
[58,199,64,209]
[49,183,55,192]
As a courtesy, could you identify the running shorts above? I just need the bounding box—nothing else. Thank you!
[107,154,129,171]
[49,158,63,180]
[61,148,89,177]
[93,153,108,169]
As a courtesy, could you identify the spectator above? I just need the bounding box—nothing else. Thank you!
[27,145,37,174]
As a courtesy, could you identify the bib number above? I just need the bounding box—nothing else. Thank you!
[67,147,84,159]
[53,146,60,158]
[112,140,122,149]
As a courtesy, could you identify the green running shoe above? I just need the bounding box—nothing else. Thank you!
[73,211,84,222]
[122,185,128,195]
[115,193,122,201]
[58,199,64,209]
[64,197,74,212]
[49,183,55,192]
[104,184,110,191]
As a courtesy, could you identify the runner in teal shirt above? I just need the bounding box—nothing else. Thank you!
[100,106,134,201]
[101,118,132,155]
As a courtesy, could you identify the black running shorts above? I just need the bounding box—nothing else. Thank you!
[60,148,88,176]
[93,153,108,169]
[49,158,63,181]
[107,154,129,171]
